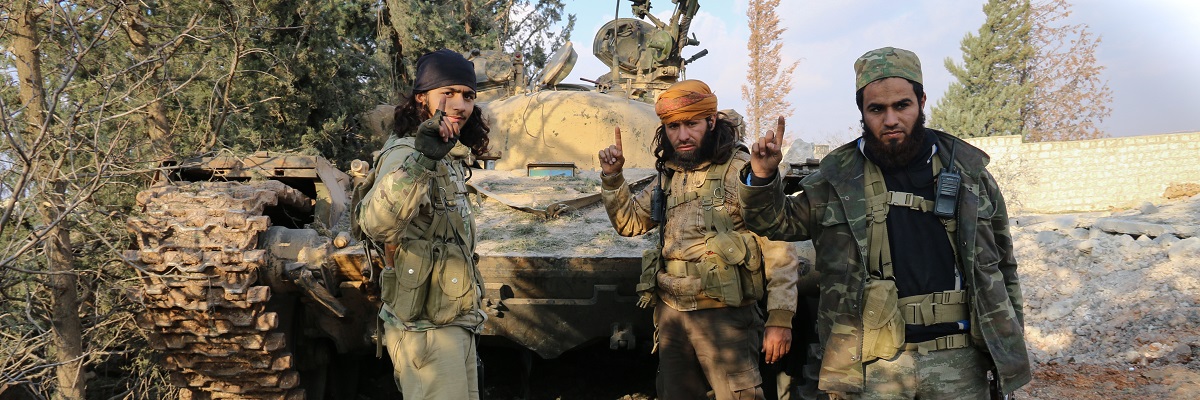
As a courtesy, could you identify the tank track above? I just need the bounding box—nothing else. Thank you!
[125,181,313,400]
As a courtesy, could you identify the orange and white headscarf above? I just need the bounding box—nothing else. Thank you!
[654,80,718,124]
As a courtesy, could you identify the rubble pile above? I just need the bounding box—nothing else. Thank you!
[1013,195,1200,370]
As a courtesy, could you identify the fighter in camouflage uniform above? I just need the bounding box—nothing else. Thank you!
[598,80,800,400]
[738,47,1031,399]
[358,49,491,400]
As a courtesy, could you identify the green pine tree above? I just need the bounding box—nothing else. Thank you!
[932,0,1035,138]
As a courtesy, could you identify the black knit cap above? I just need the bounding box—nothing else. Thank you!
[412,49,477,93]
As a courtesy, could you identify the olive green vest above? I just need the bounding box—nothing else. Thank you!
[653,158,765,310]
[860,155,970,360]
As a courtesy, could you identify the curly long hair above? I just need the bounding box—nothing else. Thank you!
[393,92,490,158]
[652,113,742,171]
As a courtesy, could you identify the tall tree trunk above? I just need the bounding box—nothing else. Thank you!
[42,182,84,400]
[13,2,46,129]
[464,1,473,35]
[122,3,175,160]
[13,3,87,399]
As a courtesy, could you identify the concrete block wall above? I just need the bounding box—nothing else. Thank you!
[964,132,1200,213]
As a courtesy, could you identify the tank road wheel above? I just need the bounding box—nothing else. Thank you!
[125,181,316,400]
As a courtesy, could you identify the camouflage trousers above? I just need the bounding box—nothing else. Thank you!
[655,304,765,400]
[383,324,480,400]
[826,346,990,400]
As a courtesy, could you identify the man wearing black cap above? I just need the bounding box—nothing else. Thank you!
[738,47,1031,399]
[358,48,491,400]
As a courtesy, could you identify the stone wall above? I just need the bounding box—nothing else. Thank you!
[965,132,1200,213]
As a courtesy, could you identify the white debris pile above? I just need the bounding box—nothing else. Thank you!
[1013,194,1200,368]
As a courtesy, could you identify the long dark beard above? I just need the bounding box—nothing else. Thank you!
[671,126,717,170]
[862,111,927,169]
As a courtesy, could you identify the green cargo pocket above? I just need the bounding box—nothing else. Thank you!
[738,232,763,271]
[438,244,473,298]
[391,240,434,321]
[726,366,763,397]
[427,243,478,325]
[707,231,748,267]
[736,232,764,302]
[701,258,743,306]
[637,249,662,293]
[380,267,397,307]
[861,278,903,363]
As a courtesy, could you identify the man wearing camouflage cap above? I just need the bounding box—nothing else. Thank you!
[738,47,1031,399]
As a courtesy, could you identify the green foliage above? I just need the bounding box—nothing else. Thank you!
[500,0,576,79]
[144,0,390,167]
[382,0,503,94]
[932,0,1036,138]
[1,1,390,396]
[381,0,573,94]
[0,1,576,396]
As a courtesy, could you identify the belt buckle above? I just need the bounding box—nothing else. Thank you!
[888,192,914,208]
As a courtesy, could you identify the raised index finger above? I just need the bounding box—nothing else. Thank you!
[437,97,448,115]
[775,116,786,147]
[614,126,623,151]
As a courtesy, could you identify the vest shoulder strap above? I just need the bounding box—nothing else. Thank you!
[661,158,739,233]
[701,158,737,234]
[862,155,959,279]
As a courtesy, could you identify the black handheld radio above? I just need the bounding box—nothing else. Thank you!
[651,174,667,223]
[932,140,961,218]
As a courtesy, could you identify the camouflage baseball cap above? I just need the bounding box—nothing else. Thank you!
[854,47,922,90]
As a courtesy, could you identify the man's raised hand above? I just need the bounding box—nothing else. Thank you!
[435,97,459,142]
[750,116,786,180]
[598,127,625,176]
[415,97,457,161]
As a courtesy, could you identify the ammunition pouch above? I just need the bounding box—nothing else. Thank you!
[736,232,764,303]
[382,239,480,325]
[426,241,480,325]
[380,267,397,309]
[637,249,663,295]
[860,278,904,363]
[701,258,743,306]
[698,231,764,307]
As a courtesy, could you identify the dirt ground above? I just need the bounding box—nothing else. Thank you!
[466,177,1200,399]
[1016,363,1200,399]
[1006,193,1200,399]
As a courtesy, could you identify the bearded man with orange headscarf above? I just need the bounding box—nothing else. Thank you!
[597,80,800,400]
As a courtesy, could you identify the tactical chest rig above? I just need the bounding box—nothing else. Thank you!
[860,152,970,362]
[639,158,765,312]
[378,149,483,326]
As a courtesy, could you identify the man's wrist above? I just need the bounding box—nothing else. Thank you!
[747,170,777,186]
[766,309,795,329]
[413,153,439,170]
[600,170,625,189]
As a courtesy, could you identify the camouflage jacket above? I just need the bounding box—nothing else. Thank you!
[358,135,485,331]
[738,130,1031,394]
[602,150,800,328]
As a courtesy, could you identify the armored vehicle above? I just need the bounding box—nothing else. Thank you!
[123,1,790,398]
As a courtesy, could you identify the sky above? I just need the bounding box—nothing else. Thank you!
[556,0,1200,143]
